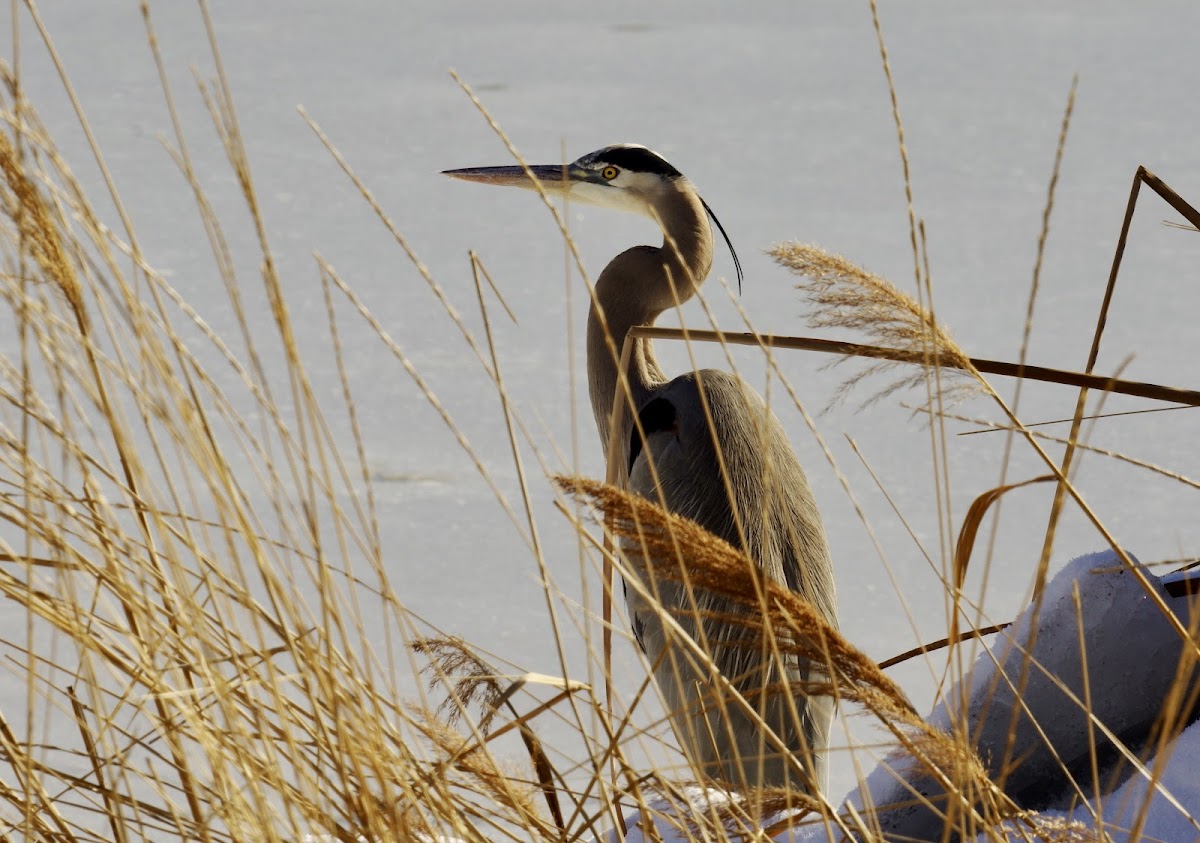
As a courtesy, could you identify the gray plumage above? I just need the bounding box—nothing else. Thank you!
[444,144,838,794]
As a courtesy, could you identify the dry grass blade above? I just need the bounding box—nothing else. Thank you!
[771,242,979,408]
[67,687,128,843]
[877,623,1010,671]
[954,475,1055,594]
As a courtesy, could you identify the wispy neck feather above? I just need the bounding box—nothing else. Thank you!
[586,185,713,461]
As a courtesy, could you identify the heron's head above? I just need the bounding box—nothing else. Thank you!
[442,143,685,217]
[443,143,743,289]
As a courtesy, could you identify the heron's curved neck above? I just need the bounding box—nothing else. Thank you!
[586,185,712,459]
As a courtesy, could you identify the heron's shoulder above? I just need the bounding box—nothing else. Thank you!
[642,370,782,453]
[652,369,765,413]
[605,244,661,266]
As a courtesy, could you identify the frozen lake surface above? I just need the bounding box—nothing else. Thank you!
[4,0,1198,809]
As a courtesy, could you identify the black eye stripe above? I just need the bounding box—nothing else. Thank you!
[597,145,681,177]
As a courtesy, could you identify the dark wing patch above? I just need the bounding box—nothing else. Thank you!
[629,396,678,475]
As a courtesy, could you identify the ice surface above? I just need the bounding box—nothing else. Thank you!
[2,0,1198,825]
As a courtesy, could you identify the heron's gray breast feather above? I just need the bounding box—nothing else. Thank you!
[627,369,837,626]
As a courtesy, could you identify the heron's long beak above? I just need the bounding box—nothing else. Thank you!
[441,164,576,192]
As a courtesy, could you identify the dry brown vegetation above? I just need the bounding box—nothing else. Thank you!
[770,242,977,410]
[0,4,1197,843]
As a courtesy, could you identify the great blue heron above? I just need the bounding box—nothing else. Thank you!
[443,144,838,794]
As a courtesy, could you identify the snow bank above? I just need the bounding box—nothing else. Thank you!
[859,550,1199,840]
[983,718,1200,841]
[602,550,1200,842]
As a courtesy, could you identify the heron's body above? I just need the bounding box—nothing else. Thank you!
[444,145,838,794]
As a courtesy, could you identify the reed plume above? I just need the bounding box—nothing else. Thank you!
[0,126,85,320]
[771,242,978,408]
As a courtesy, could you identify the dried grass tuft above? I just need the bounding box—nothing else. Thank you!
[413,636,506,732]
[557,473,915,717]
[771,241,979,408]
[994,812,1110,843]
[0,126,84,319]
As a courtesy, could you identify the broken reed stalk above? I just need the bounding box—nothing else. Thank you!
[619,329,1198,408]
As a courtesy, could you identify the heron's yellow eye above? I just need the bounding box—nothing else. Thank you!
[601,165,619,180]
